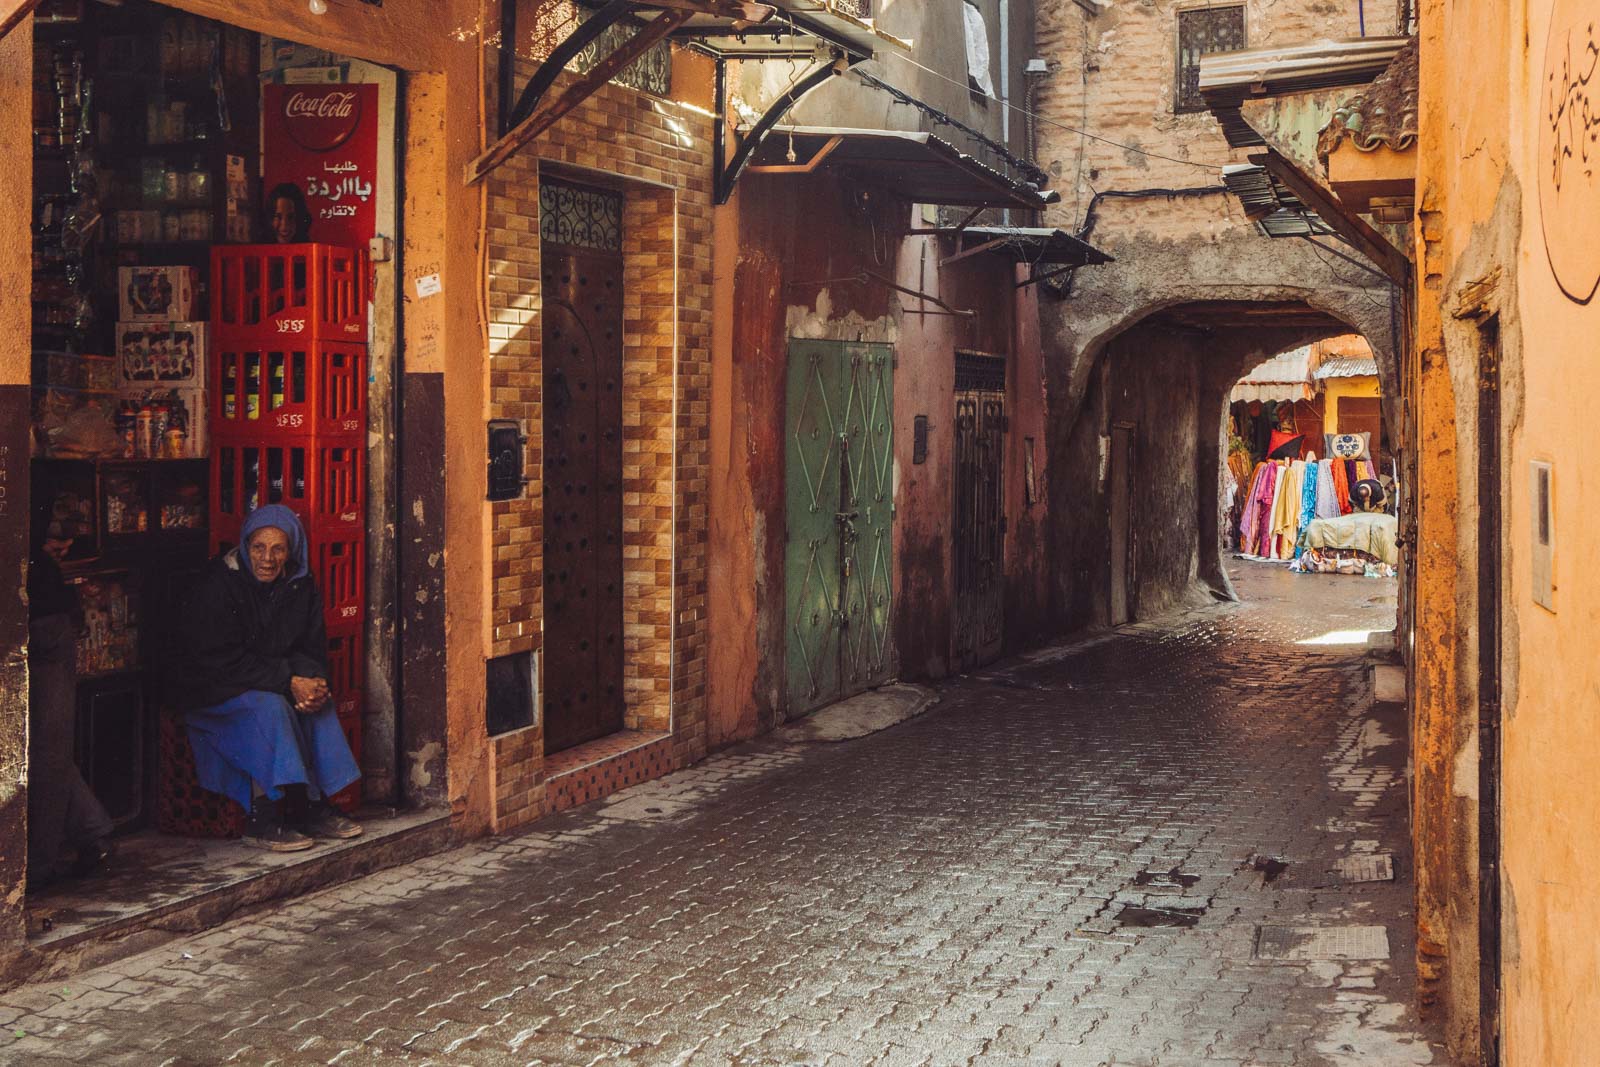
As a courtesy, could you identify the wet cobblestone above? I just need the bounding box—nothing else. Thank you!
[0,564,1443,1065]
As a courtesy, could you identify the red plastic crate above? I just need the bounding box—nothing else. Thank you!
[157,713,246,838]
[315,535,365,628]
[210,439,365,539]
[212,243,367,342]
[328,686,364,814]
[212,340,366,440]
[325,622,364,711]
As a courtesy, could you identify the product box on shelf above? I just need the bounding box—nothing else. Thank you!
[116,386,208,458]
[118,266,199,322]
[116,320,207,388]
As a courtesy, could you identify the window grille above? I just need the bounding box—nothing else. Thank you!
[1175,6,1245,114]
[539,181,624,252]
[572,2,673,97]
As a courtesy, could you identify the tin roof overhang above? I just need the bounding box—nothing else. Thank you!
[1198,37,1410,148]
[666,0,910,58]
[1222,163,1335,238]
[749,127,1060,210]
[948,226,1112,266]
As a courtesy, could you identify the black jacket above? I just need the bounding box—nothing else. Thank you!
[175,549,328,711]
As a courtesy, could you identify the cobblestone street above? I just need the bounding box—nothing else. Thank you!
[0,564,1442,1066]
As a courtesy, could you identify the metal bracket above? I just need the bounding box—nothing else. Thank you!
[714,50,858,204]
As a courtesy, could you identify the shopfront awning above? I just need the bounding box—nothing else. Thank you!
[665,0,910,59]
[746,127,1060,210]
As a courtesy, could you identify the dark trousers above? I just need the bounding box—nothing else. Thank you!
[28,613,113,880]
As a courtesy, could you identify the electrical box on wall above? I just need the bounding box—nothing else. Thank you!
[487,419,528,501]
[1531,460,1554,611]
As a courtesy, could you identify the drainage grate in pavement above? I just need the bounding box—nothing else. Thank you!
[1134,867,1200,889]
[1255,925,1391,960]
[1333,853,1395,883]
[1115,905,1204,928]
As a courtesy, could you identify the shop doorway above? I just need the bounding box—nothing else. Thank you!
[783,339,895,717]
[539,180,626,755]
[24,0,424,944]
[952,352,1006,671]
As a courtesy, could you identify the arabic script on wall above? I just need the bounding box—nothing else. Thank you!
[1540,6,1600,304]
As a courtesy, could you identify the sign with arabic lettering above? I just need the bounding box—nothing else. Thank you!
[1539,1,1600,304]
[263,83,379,249]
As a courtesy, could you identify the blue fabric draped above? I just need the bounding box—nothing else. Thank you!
[1295,460,1320,558]
[186,690,359,809]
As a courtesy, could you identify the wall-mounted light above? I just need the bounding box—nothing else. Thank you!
[308,0,329,14]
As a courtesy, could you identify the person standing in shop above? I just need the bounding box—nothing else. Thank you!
[175,505,362,852]
[27,515,115,889]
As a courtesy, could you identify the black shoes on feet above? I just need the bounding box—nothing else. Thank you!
[242,794,362,851]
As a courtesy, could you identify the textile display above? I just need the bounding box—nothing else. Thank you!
[1235,458,1401,570]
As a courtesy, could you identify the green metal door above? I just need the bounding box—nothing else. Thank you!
[785,339,894,716]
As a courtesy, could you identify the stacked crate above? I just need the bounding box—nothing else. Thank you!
[208,243,369,812]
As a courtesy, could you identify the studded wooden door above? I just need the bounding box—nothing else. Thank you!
[784,339,895,717]
[952,352,1006,671]
[540,180,625,755]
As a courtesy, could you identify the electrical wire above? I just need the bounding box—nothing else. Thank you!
[882,50,1233,172]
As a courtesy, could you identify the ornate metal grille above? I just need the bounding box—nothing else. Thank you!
[539,181,623,252]
[1175,6,1246,113]
[572,3,673,97]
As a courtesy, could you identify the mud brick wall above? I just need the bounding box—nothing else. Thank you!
[485,66,713,828]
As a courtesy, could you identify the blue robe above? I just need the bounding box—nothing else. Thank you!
[187,689,359,808]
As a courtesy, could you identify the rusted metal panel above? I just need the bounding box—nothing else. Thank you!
[541,184,626,754]
[952,353,1005,670]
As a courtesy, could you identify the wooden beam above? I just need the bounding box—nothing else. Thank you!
[940,236,1010,268]
[1,0,41,42]
[745,134,843,174]
[466,8,692,185]
[644,0,776,23]
[1252,150,1410,286]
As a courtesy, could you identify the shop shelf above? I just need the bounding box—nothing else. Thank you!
[211,243,367,343]
[211,340,366,441]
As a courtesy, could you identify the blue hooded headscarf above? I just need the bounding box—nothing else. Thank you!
[238,504,310,582]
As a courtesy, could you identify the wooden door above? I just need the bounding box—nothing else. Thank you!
[953,353,1006,670]
[540,181,625,755]
[1109,423,1135,626]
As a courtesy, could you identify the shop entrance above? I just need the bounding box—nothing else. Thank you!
[783,339,895,717]
[539,180,626,755]
[952,352,1005,671]
[24,0,422,942]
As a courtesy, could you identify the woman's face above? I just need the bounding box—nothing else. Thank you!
[270,197,299,244]
[248,526,291,583]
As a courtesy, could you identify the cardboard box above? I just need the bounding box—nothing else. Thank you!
[118,265,198,321]
[116,320,207,389]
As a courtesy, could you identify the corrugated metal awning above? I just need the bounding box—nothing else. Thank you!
[1198,36,1411,148]
[1232,348,1316,403]
[1222,164,1335,238]
[944,226,1113,266]
[749,127,1060,210]
[1314,356,1379,379]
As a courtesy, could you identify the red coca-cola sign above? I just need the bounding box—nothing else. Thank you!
[280,88,363,152]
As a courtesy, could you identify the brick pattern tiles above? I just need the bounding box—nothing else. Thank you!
[484,65,714,822]
[0,565,1441,1066]
[491,728,545,833]
[545,731,674,814]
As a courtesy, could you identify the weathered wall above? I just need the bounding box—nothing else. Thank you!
[1031,0,1399,629]
[1413,0,1600,1059]
[0,17,34,959]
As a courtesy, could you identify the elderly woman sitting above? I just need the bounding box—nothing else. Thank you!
[177,505,362,851]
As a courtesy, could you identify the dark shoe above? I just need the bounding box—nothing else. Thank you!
[68,838,115,878]
[300,803,362,840]
[244,796,315,853]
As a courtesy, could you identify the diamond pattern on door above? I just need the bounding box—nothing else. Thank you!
[785,340,894,717]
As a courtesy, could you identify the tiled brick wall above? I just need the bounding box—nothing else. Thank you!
[492,727,544,831]
[484,64,713,826]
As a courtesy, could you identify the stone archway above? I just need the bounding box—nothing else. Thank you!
[1041,290,1399,630]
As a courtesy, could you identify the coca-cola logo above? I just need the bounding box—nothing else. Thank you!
[281,89,362,152]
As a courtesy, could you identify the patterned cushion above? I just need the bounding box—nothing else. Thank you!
[1326,432,1370,460]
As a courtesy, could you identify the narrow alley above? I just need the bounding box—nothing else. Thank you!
[0,565,1441,1066]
